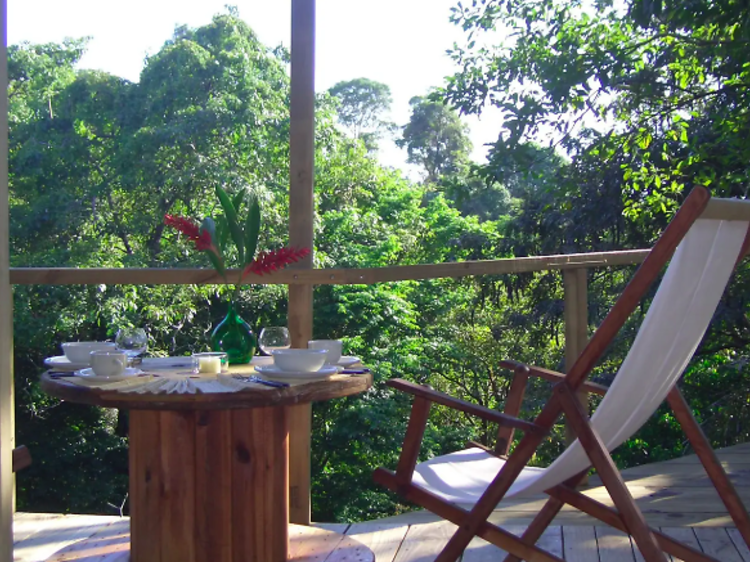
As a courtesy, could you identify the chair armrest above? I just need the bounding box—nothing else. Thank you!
[498,360,608,396]
[387,379,546,436]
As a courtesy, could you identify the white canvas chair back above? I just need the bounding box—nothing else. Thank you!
[413,215,749,502]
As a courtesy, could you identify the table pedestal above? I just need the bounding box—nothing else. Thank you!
[129,407,289,562]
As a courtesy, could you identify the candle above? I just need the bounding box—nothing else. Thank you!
[198,355,222,374]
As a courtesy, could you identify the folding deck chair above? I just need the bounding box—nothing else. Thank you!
[374,187,750,562]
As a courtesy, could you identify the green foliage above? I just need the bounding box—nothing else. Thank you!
[328,78,394,151]
[443,0,750,217]
[399,96,473,183]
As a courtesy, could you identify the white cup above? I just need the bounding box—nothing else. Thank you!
[308,340,342,365]
[89,350,128,378]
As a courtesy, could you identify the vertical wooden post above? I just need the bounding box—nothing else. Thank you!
[288,0,315,525]
[0,1,13,560]
[563,268,588,462]
[0,0,15,562]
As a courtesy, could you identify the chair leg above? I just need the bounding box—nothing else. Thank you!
[668,387,750,547]
[502,472,588,562]
[557,385,668,562]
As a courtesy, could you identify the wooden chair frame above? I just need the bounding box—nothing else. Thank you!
[374,187,750,562]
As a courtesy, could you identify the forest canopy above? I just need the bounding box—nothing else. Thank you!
[8,3,750,523]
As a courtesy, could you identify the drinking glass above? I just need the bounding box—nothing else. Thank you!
[258,327,291,355]
[115,327,148,365]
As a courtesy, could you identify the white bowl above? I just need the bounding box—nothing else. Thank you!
[62,341,117,365]
[308,340,343,365]
[271,349,328,373]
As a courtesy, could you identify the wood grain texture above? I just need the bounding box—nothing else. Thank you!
[392,520,457,562]
[496,367,529,456]
[25,516,748,562]
[564,268,590,457]
[288,402,312,526]
[9,251,651,286]
[288,0,316,526]
[231,407,289,562]
[129,410,161,562]
[395,397,431,486]
[346,523,408,562]
[45,519,130,561]
[564,526,600,562]
[596,526,638,562]
[694,528,743,562]
[40,372,372,410]
[160,411,197,562]
[287,525,372,562]
[660,527,702,562]
[194,410,232,562]
[728,528,750,562]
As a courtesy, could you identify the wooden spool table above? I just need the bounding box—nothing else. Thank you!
[41,369,374,562]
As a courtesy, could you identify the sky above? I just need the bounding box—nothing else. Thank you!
[7,0,504,177]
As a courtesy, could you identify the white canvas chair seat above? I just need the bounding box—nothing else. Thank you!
[412,218,749,506]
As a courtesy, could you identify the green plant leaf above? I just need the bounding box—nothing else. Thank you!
[232,189,245,216]
[244,194,261,266]
[215,215,230,254]
[215,185,245,264]
[200,217,226,280]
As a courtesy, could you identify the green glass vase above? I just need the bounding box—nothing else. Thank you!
[210,300,256,364]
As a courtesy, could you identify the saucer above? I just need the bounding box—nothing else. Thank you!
[337,356,361,368]
[44,355,88,371]
[254,364,341,380]
[75,367,143,382]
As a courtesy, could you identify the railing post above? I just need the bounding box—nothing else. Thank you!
[288,0,316,525]
[563,268,588,482]
[0,1,14,559]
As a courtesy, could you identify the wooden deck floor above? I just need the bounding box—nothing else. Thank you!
[14,442,750,561]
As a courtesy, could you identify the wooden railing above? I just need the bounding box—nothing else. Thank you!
[8,248,651,519]
[9,249,649,285]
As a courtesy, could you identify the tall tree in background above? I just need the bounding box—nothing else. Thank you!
[399,96,472,183]
[328,78,393,151]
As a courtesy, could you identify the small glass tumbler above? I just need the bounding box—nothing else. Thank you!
[192,351,229,375]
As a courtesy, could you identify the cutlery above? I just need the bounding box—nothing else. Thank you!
[233,375,290,388]
[48,372,76,378]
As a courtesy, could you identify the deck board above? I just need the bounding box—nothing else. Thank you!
[18,441,750,562]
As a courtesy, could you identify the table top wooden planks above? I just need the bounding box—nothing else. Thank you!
[40,371,372,410]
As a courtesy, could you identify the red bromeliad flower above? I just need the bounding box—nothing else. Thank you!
[244,247,310,276]
[194,230,215,252]
[164,214,201,241]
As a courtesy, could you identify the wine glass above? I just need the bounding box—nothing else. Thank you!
[259,327,291,355]
[115,327,148,366]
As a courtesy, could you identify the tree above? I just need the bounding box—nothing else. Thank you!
[442,0,750,217]
[328,78,393,151]
[399,96,472,183]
